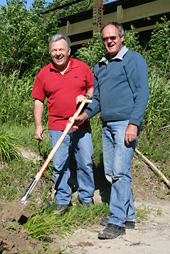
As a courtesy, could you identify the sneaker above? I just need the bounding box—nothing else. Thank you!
[54,203,72,215]
[98,223,126,239]
[77,196,94,208]
[100,217,135,229]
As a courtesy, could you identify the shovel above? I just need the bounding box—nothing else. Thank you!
[0,98,91,222]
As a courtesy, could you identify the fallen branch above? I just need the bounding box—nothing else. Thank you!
[135,148,170,189]
[158,125,170,131]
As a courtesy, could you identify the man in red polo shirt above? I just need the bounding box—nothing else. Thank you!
[31,34,95,213]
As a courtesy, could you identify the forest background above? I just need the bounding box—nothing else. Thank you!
[0,0,170,251]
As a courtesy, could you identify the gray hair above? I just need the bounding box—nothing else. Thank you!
[100,22,124,39]
[49,34,71,50]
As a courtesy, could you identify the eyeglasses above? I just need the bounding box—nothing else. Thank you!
[102,36,118,42]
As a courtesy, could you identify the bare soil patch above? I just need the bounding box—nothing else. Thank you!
[0,217,43,254]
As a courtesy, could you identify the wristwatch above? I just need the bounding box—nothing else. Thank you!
[85,94,91,100]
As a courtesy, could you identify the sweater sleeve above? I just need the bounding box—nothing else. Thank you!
[125,52,149,126]
[84,67,101,119]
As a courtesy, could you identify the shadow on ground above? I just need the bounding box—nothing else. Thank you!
[68,151,111,204]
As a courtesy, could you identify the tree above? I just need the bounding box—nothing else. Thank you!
[0,0,59,77]
[76,33,106,72]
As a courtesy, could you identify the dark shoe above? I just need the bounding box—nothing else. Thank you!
[98,223,126,239]
[100,218,135,229]
[100,217,109,226]
[77,196,94,208]
[54,203,72,215]
[125,221,135,229]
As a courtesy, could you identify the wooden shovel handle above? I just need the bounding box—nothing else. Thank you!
[48,98,91,161]
[21,98,92,202]
[38,98,92,176]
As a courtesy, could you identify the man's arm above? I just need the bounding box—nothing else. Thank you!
[72,88,93,127]
[72,112,89,127]
[124,53,149,145]
[85,87,93,98]
[76,88,93,104]
[34,99,44,141]
[126,54,149,126]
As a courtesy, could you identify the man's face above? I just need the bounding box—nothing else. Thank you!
[49,39,71,70]
[102,25,124,59]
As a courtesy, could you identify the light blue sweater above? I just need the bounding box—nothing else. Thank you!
[85,46,149,127]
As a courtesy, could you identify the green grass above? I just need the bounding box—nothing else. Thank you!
[0,123,49,154]
[0,130,21,162]
[156,207,162,215]
[135,204,151,223]
[24,202,109,241]
[0,158,54,205]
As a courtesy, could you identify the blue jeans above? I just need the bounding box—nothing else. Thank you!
[102,120,140,227]
[49,128,95,205]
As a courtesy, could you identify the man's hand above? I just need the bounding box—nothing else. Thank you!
[76,88,93,104]
[76,95,86,104]
[125,124,138,145]
[69,112,89,128]
[34,126,43,141]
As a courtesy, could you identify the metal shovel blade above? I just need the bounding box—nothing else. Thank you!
[0,197,31,222]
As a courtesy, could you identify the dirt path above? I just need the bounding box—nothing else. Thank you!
[48,197,170,254]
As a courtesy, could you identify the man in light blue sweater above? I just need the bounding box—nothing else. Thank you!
[73,22,149,239]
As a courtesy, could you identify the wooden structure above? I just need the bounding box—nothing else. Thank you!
[44,0,170,51]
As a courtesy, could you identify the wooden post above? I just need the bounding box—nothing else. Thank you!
[92,0,103,33]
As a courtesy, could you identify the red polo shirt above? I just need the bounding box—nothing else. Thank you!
[31,58,94,130]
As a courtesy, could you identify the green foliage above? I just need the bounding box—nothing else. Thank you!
[144,72,170,129]
[135,204,150,223]
[0,130,21,162]
[90,113,103,163]
[0,160,32,200]
[76,33,106,72]
[47,0,93,18]
[124,25,143,54]
[0,72,34,124]
[0,0,59,77]
[156,207,162,215]
[148,17,170,79]
[0,73,49,125]
[20,248,51,254]
[138,72,170,163]
[0,157,54,205]
[24,202,109,241]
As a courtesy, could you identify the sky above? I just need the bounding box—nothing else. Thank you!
[0,0,53,9]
